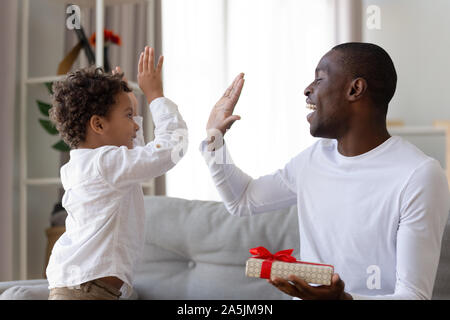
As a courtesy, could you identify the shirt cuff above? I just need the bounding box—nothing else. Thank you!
[149,97,179,121]
[199,139,234,166]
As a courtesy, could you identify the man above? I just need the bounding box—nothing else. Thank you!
[201,42,450,299]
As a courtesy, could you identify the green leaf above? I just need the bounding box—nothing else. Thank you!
[45,82,54,95]
[52,140,71,152]
[37,100,52,117]
[39,119,58,135]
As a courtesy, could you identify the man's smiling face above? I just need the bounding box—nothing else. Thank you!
[304,50,352,139]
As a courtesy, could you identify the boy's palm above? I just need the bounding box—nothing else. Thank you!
[138,46,164,104]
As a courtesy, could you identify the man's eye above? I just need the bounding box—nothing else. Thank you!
[315,78,322,84]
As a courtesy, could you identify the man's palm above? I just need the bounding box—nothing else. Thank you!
[206,73,245,136]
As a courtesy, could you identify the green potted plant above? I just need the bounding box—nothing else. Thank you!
[37,82,70,152]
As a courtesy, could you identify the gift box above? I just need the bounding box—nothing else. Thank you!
[245,247,334,285]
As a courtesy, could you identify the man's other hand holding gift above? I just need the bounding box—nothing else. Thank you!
[268,274,352,300]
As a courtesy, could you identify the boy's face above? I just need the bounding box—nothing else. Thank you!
[102,91,140,149]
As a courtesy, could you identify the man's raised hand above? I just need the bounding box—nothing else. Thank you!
[206,73,245,141]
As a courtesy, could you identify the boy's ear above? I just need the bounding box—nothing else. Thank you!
[347,77,367,102]
[89,115,105,135]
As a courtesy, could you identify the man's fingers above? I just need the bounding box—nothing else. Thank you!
[288,275,315,296]
[223,73,244,98]
[223,82,234,98]
[230,78,245,103]
[331,273,345,291]
[270,277,300,297]
[223,115,241,130]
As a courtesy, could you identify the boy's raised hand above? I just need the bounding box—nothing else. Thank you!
[138,46,164,104]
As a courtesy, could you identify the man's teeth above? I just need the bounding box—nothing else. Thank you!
[306,103,317,110]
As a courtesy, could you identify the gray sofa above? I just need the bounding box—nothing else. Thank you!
[0,196,449,300]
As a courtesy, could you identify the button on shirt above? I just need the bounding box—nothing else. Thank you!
[201,136,450,299]
[46,97,187,298]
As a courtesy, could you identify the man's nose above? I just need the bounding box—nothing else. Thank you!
[304,84,312,97]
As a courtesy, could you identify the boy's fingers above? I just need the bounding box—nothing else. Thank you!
[156,55,164,72]
[149,47,155,72]
[138,52,144,73]
[143,46,149,72]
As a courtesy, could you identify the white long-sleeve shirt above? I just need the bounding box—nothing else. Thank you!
[46,97,187,298]
[200,136,450,299]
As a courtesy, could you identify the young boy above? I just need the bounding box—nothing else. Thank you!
[46,46,187,300]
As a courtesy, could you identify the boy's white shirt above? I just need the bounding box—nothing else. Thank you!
[46,97,187,298]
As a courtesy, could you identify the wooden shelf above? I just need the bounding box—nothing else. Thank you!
[25,178,61,186]
[27,76,143,94]
[26,75,65,84]
[50,0,146,7]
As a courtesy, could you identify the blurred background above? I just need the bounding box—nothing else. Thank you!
[1,0,449,282]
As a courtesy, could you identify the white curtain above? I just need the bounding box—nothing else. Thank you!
[0,0,18,281]
[162,0,337,201]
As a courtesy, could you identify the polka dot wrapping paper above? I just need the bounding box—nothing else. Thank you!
[245,247,334,286]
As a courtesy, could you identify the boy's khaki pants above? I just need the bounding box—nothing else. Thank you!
[48,279,122,300]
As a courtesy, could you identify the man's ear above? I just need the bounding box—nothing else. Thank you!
[347,77,367,102]
[89,115,105,135]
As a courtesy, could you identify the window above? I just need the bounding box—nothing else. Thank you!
[162,0,336,200]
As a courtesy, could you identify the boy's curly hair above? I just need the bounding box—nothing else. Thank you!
[49,66,131,149]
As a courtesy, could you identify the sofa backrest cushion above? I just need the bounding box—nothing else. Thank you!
[133,196,300,299]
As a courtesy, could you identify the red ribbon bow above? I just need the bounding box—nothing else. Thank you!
[249,246,297,279]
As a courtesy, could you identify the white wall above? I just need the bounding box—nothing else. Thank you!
[14,0,66,280]
[362,0,450,125]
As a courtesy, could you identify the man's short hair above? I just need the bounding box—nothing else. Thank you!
[332,42,397,114]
